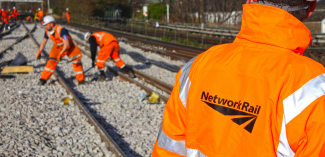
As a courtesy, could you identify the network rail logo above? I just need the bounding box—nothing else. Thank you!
[201,91,261,133]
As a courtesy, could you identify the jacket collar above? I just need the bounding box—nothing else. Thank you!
[234,4,312,55]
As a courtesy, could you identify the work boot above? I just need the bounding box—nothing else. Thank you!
[122,66,135,78]
[98,71,106,82]
[37,79,47,85]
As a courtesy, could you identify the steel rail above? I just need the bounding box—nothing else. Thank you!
[67,23,206,53]
[0,22,33,56]
[0,22,20,37]
[22,23,127,157]
[73,39,171,101]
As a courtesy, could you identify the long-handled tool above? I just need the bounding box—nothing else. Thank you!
[84,66,93,74]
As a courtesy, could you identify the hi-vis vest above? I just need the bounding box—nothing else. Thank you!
[90,32,117,48]
[153,4,325,157]
[46,25,74,48]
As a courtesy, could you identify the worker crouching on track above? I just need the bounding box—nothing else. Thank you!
[153,0,325,156]
[84,31,135,81]
[37,15,86,85]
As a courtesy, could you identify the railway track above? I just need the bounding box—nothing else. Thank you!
[17,23,176,156]
[73,39,173,97]
[0,22,20,38]
[0,22,30,57]
[21,23,127,157]
[65,23,205,59]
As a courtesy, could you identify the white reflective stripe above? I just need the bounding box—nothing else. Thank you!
[157,129,207,156]
[186,149,207,157]
[277,73,325,157]
[114,58,121,61]
[277,116,295,157]
[94,33,106,44]
[44,67,54,72]
[283,74,325,123]
[179,57,196,109]
[157,129,186,156]
[97,60,106,63]
[57,26,63,41]
[56,43,64,46]
[179,77,191,109]
[75,71,83,74]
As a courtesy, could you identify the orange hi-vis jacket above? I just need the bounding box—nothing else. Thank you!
[90,32,125,69]
[13,9,18,20]
[2,11,8,24]
[38,10,44,20]
[45,25,75,50]
[90,32,118,48]
[41,25,84,82]
[153,4,325,157]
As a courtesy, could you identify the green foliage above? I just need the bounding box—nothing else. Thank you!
[183,39,192,46]
[53,7,60,15]
[162,37,172,42]
[177,38,182,44]
[193,42,200,48]
[148,3,166,20]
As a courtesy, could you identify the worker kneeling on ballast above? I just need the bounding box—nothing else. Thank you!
[84,31,135,81]
[37,15,87,85]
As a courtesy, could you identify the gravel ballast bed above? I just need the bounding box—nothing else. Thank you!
[0,24,114,157]
[32,24,165,156]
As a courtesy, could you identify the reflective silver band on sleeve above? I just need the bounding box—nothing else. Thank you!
[179,57,197,109]
[44,67,54,72]
[157,129,186,156]
[157,128,207,156]
[277,73,325,157]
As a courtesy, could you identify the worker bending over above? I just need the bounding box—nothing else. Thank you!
[66,8,70,23]
[84,31,135,81]
[153,0,325,156]
[36,15,86,85]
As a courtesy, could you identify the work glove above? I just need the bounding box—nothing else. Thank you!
[36,51,41,60]
[92,61,95,68]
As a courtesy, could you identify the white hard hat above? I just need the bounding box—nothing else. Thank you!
[38,8,40,10]
[84,31,93,41]
[42,15,56,26]
[13,6,15,9]
[8,9,10,11]
[66,8,69,10]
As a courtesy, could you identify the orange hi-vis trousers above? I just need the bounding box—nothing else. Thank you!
[97,41,125,70]
[41,44,85,82]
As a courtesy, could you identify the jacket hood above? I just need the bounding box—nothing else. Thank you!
[235,4,312,55]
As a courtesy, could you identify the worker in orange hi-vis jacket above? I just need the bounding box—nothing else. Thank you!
[2,9,8,24]
[36,15,87,86]
[13,6,18,21]
[83,31,135,81]
[152,0,325,157]
[37,8,44,21]
[66,8,70,23]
